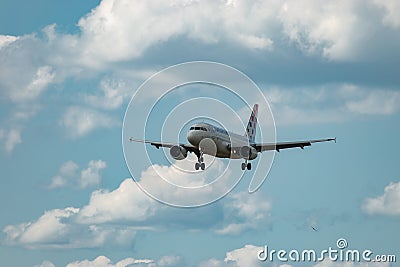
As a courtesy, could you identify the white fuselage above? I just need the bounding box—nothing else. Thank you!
[187,123,255,159]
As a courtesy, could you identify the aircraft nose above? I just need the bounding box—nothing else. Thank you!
[187,130,198,146]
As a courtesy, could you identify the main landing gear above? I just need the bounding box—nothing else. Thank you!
[195,152,205,170]
[241,160,251,170]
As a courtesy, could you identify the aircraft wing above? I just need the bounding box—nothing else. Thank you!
[129,138,199,153]
[253,138,336,152]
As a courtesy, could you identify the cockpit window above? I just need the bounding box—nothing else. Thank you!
[190,126,207,131]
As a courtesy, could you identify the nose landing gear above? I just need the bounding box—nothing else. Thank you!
[195,151,205,170]
[241,160,251,170]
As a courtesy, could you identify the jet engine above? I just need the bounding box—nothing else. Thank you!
[170,145,188,160]
[239,146,258,160]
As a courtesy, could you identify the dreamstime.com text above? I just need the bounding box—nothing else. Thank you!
[257,238,396,264]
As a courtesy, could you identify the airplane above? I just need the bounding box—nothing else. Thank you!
[129,104,336,171]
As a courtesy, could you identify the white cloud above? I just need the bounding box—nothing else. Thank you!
[216,192,272,235]
[5,156,270,248]
[0,33,56,107]
[85,78,132,110]
[65,255,183,267]
[48,175,68,189]
[3,206,137,249]
[80,160,107,188]
[198,245,264,267]
[4,207,79,247]
[0,35,18,49]
[76,156,227,223]
[66,256,153,267]
[71,0,400,64]
[77,178,157,224]
[234,34,274,51]
[48,160,79,188]
[279,1,368,60]
[346,90,400,115]
[48,160,106,189]
[5,128,22,153]
[34,261,56,267]
[0,60,54,152]
[76,157,231,224]
[75,0,275,66]
[9,66,55,103]
[122,151,237,206]
[75,0,400,62]
[362,181,400,216]
[157,255,182,267]
[6,160,227,248]
[0,0,397,81]
[61,106,120,138]
[61,160,80,177]
[225,245,264,267]
[76,157,233,224]
[0,128,22,153]
[372,0,400,28]
[62,246,262,267]
[263,85,400,126]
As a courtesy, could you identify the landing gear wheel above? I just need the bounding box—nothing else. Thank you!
[247,162,252,170]
[195,151,205,170]
[241,162,246,170]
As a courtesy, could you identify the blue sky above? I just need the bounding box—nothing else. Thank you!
[1,0,400,266]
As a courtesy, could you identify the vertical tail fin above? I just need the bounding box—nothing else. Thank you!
[244,104,258,143]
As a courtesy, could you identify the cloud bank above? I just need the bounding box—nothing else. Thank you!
[5,159,273,249]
